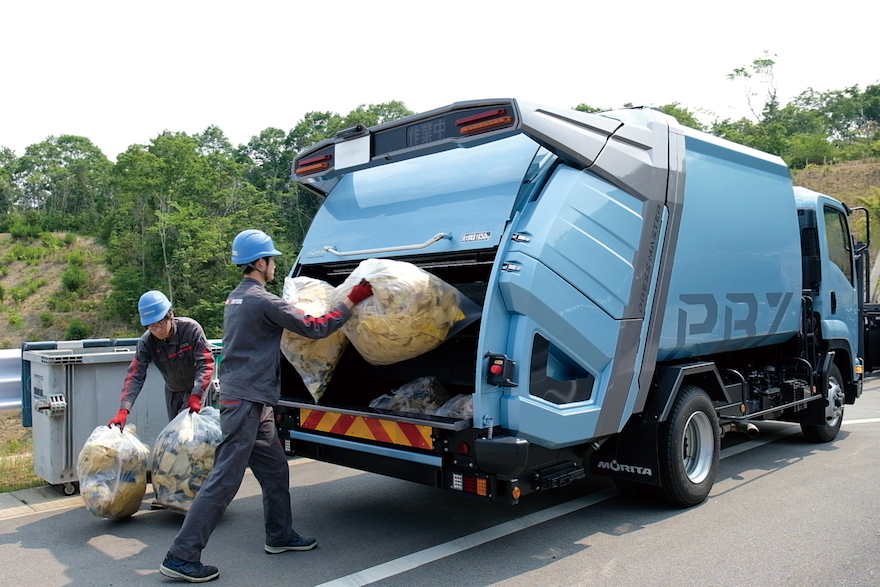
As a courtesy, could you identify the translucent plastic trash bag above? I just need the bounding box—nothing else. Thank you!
[77,424,150,520]
[369,376,450,415]
[332,258,481,365]
[280,276,348,403]
[150,406,222,512]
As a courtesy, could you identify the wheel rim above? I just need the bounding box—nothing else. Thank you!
[682,411,714,484]
[826,375,845,426]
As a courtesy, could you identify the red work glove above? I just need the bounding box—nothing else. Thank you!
[187,394,202,413]
[347,279,373,305]
[108,409,128,429]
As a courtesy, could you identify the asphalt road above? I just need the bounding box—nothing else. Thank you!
[1,378,878,587]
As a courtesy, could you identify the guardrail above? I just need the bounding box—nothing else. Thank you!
[0,349,22,411]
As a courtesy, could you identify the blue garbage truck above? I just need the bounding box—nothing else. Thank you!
[277,99,874,507]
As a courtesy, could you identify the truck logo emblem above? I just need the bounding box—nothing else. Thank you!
[461,232,491,242]
[596,459,653,476]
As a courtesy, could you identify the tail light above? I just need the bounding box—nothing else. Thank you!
[456,108,514,136]
[452,472,489,497]
[295,153,332,176]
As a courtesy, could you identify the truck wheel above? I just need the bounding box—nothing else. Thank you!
[800,363,844,443]
[658,385,720,508]
[613,478,658,500]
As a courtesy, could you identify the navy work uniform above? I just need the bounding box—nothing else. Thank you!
[168,277,351,563]
[119,317,215,419]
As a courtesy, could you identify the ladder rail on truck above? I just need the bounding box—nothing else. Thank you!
[278,99,871,507]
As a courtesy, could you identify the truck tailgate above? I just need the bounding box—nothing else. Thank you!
[279,400,470,455]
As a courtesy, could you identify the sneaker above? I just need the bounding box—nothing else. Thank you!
[159,552,219,583]
[264,534,318,554]
[150,500,167,510]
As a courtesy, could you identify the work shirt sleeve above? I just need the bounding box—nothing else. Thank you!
[263,294,351,339]
[119,336,152,412]
[190,323,215,399]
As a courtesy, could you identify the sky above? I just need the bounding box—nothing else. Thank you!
[2,0,878,161]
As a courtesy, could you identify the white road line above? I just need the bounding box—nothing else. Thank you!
[314,488,620,587]
[315,420,878,587]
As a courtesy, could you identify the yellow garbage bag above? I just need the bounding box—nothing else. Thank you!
[77,424,150,520]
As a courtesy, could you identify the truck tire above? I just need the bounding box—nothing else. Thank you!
[657,385,720,508]
[800,363,844,443]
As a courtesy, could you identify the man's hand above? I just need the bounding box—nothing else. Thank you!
[348,279,373,305]
[187,394,202,413]
[108,408,128,429]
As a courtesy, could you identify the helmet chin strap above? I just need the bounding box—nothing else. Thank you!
[245,259,270,281]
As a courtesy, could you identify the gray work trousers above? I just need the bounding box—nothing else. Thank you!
[165,388,187,420]
[168,400,295,562]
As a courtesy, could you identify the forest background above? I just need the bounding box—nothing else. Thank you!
[1,56,879,346]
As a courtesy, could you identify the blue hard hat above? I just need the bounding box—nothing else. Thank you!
[138,291,172,326]
[231,229,282,264]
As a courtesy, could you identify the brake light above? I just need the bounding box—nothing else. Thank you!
[456,108,513,136]
[295,153,332,176]
[455,108,507,126]
[459,116,514,135]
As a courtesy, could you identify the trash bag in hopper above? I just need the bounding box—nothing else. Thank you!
[150,407,222,512]
[369,376,450,415]
[332,258,481,365]
[280,276,348,403]
[77,424,150,520]
[433,394,474,419]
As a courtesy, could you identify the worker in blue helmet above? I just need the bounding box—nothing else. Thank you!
[108,290,215,429]
[161,229,373,582]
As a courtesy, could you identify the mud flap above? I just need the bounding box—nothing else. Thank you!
[590,415,661,486]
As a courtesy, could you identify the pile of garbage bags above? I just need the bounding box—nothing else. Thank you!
[77,424,150,520]
[150,407,222,512]
[281,258,481,403]
[369,376,474,420]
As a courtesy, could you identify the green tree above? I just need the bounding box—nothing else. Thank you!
[0,146,18,220]
[11,135,111,230]
[658,103,705,131]
[726,50,780,122]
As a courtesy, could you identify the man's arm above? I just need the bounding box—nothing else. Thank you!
[189,323,215,400]
[119,337,152,412]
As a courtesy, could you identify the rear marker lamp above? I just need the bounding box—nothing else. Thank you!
[295,153,332,176]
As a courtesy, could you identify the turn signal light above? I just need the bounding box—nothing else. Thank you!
[460,116,514,135]
[295,153,332,176]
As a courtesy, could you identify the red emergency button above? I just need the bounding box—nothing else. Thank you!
[490,364,503,375]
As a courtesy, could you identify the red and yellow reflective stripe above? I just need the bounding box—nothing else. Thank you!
[300,409,433,450]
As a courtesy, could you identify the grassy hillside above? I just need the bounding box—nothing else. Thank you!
[0,233,137,349]
[793,158,880,206]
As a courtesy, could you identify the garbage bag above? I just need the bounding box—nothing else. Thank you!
[433,394,474,419]
[369,376,450,415]
[280,276,348,403]
[332,258,481,365]
[77,424,150,520]
[150,407,222,512]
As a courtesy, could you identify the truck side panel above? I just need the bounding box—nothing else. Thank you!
[657,132,802,361]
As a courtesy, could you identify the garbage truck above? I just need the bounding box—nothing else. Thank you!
[276,98,876,507]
